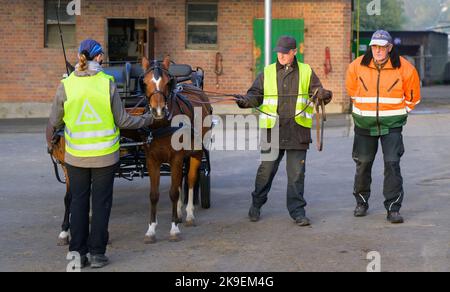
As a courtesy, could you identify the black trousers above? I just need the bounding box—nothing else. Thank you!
[352,132,405,212]
[66,163,117,256]
[252,149,307,219]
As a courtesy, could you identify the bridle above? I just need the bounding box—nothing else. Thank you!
[139,61,176,119]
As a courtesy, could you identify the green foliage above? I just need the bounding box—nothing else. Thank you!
[355,0,406,31]
[403,0,443,30]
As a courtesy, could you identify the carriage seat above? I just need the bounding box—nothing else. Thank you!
[169,64,204,89]
[103,62,146,108]
[103,62,145,95]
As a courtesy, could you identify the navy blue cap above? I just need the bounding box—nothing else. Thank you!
[369,30,393,47]
[78,39,104,59]
[273,36,297,53]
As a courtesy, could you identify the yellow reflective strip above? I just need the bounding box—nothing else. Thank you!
[65,127,117,139]
[66,136,120,151]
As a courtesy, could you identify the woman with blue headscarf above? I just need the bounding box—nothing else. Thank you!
[47,39,153,269]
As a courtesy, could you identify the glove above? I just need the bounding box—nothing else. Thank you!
[316,88,333,105]
[233,94,248,109]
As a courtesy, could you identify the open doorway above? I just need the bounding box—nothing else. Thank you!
[106,18,155,62]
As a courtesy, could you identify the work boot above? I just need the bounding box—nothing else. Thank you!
[354,203,369,217]
[295,216,311,227]
[387,211,404,224]
[248,205,261,222]
[90,254,109,269]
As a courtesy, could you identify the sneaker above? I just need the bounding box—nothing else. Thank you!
[354,203,369,217]
[248,205,260,222]
[295,216,311,227]
[387,212,404,224]
[90,254,109,269]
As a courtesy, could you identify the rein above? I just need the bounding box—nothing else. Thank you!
[141,63,328,151]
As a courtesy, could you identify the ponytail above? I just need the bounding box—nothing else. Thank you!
[78,53,88,72]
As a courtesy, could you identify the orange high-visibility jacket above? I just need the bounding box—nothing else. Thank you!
[346,56,421,136]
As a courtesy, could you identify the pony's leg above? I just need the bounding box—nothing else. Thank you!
[144,160,160,244]
[169,155,184,242]
[185,155,202,227]
[58,167,70,246]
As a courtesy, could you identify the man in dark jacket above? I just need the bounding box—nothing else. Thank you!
[235,36,332,226]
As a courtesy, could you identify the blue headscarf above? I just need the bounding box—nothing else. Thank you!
[78,39,104,60]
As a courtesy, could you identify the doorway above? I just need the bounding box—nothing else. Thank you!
[106,18,155,62]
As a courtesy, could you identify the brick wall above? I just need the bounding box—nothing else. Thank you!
[0,0,352,113]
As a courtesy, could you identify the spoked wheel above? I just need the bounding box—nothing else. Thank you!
[199,150,211,209]
[199,168,211,209]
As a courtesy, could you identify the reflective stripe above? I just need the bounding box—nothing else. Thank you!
[352,107,407,117]
[406,106,412,112]
[296,98,310,105]
[66,136,120,151]
[405,100,420,106]
[296,111,314,119]
[389,192,403,212]
[65,127,117,139]
[358,194,367,204]
[352,97,403,104]
[262,99,278,106]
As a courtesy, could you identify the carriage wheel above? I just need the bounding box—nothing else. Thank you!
[199,169,211,209]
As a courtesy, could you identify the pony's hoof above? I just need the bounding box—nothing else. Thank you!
[185,220,196,227]
[144,235,157,244]
[169,234,182,242]
[57,236,69,246]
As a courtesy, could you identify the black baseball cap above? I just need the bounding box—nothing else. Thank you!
[273,36,297,53]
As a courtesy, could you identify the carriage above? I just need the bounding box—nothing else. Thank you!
[51,60,212,209]
[104,61,212,209]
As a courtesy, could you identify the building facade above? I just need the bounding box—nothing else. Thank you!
[0,0,352,118]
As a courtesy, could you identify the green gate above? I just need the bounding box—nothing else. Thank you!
[253,19,305,75]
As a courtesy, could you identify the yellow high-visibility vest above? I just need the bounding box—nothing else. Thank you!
[260,62,313,129]
[62,72,119,157]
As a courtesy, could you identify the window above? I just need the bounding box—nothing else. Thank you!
[44,0,76,48]
[186,1,218,49]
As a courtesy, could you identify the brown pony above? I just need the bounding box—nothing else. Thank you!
[140,56,212,243]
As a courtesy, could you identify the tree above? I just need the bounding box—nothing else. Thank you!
[403,0,445,30]
[355,0,406,31]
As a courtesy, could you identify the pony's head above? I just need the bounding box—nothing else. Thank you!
[141,56,174,120]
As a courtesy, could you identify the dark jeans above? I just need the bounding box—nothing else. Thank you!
[66,163,117,256]
[352,132,405,212]
[252,149,307,219]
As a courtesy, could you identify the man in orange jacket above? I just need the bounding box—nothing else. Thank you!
[345,30,421,223]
